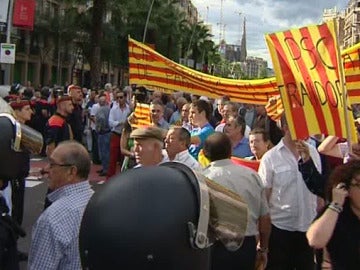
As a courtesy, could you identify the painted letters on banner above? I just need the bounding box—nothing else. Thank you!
[265,20,355,141]
[129,38,360,109]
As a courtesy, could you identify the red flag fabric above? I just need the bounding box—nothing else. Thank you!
[13,0,36,30]
[231,157,260,172]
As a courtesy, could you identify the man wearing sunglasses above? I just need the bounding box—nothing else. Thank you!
[28,141,94,270]
[108,90,131,178]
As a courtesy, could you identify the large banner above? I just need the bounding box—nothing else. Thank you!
[129,38,279,104]
[129,37,360,107]
[266,20,355,141]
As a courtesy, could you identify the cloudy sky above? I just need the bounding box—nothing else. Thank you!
[192,0,348,67]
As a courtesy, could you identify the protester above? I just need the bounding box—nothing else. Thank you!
[120,120,136,171]
[130,126,168,167]
[318,133,360,162]
[214,102,232,129]
[180,102,192,131]
[28,141,94,270]
[88,92,101,164]
[95,95,111,177]
[258,115,322,270]
[306,160,360,270]
[247,128,272,160]
[223,115,252,158]
[150,100,170,130]
[169,97,187,124]
[202,132,270,270]
[108,90,131,178]
[189,100,214,159]
[165,127,200,170]
[213,95,230,125]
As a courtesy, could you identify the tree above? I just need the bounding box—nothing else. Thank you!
[89,0,106,89]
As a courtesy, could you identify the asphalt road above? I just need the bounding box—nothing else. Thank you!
[18,157,109,269]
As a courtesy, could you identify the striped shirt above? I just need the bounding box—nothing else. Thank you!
[28,181,94,270]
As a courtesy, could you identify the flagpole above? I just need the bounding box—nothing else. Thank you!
[4,0,14,85]
[335,19,353,152]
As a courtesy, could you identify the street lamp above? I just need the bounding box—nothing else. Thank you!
[142,0,155,43]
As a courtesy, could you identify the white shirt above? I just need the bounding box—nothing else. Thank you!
[258,139,321,232]
[202,159,269,236]
[108,103,131,134]
[90,103,100,130]
[169,150,201,170]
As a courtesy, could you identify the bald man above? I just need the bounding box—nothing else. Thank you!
[28,141,94,270]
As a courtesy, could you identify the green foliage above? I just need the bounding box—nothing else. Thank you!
[32,0,227,86]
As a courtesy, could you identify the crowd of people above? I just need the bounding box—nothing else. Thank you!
[0,81,359,270]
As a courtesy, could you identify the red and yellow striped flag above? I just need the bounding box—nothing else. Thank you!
[129,37,279,105]
[129,37,360,107]
[129,103,151,129]
[343,42,360,104]
[266,20,356,141]
[265,95,284,121]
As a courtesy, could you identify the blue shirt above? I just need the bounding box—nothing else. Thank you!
[157,118,170,130]
[232,137,252,158]
[189,123,214,159]
[28,181,94,270]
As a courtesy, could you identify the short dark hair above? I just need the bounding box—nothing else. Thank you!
[249,127,270,142]
[229,115,246,136]
[203,132,232,161]
[58,141,91,179]
[171,126,191,148]
[192,100,212,120]
[224,102,238,113]
[116,90,126,97]
[150,99,164,107]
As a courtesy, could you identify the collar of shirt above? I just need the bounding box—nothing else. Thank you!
[173,149,191,161]
[233,136,249,148]
[210,158,233,167]
[48,181,92,203]
[157,118,167,126]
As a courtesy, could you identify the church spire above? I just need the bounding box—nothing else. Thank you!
[240,17,247,62]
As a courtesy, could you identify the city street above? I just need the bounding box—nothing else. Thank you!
[17,156,108,269]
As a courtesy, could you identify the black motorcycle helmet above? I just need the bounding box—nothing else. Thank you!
[79,163,211,270]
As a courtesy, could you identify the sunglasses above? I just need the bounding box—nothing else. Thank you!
[117,96,124,99]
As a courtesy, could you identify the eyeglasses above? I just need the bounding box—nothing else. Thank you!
[117,96,124,99]
[49,162,74,169]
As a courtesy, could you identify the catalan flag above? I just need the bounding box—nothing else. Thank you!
[265,20,356,141]
[129,37,279,105]
[128,103,151,129]
[129,37,360,107]
[343,42,360,104]
[265,95,284,122]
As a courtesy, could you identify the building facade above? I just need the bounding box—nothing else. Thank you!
[343,0,360,49]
